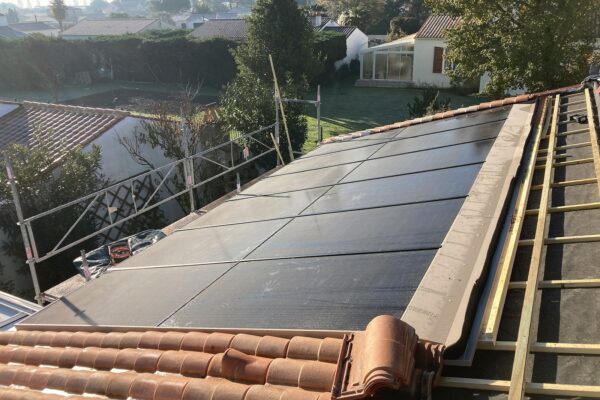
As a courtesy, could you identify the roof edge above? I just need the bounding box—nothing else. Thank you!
[21,101,130,118]
[322,85,581,145]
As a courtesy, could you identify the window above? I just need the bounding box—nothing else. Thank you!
[375,53,388,80]
[433,47,444,74]
[362,53,373,79]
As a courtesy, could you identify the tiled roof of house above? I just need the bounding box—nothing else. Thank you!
[0,315,443,399]
[321,26,356,39]
[415,15,461,39]
[0,101,127,160]
[9,22,56,32]
[189,19,247,40]
[61,18,159,36]
[323,85,581,144]
[0,26,27,39]
[312,16,331,31]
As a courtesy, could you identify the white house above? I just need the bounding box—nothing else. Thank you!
[0,12,28,39]
[172,13,208,29]
[358,15,461,88]
[322,26,369,68]
[312,14,368,69]
[0,101,184,297]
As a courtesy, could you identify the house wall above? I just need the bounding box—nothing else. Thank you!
[83,116,185,223]
[335,29,368,69]
[412,38,452,88]
[0,103,19,118]
[0,116,188,299]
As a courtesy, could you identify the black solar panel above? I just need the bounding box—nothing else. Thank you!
[24,106,512,330]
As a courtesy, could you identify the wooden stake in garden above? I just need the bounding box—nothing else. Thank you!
[269,54,295,161]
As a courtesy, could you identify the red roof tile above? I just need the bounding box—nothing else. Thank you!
[415,15,461,39]
[0,101,127,161]
[0,316,443,400]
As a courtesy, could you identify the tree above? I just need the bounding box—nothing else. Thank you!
[220,0,313,162]
[50,0,67,31]
[148,0,190,13]
[427,0,597,96]
[109,12,129,18]
[119,90,229,213]
[316,0,384,32]
[384,0,428,35]
[195,0,227,11]
[88,0,109,13]
[0,135,105,298]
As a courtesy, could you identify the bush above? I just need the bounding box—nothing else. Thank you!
[90,35,238,87]
[311,30,346,84]
[0,34,238,91]
[407,89,451,118]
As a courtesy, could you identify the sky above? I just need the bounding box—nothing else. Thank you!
[9,0,90,8]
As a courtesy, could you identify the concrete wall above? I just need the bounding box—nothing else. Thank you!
[412,38,452,88]
[335,29,368,69]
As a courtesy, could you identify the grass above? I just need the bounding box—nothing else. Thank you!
[301,78,489,153]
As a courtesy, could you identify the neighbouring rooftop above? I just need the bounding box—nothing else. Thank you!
[61,18,161,37]
[0,101,127,160]
[189,19,247,40]
[414,15,461,39]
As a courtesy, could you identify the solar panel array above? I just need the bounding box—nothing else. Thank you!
[25,106,511,330]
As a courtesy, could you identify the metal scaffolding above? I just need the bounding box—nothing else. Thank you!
[5,123,279,305]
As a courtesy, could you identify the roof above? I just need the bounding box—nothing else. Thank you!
[61,18,159,36]
[312,16,331,31]
[189,19,247,40]
[9,21,56,31]
[25,95,527,353]
[321,26,357,39]
[0,101,126,160]
[0,26,27,39]
[0,291,40,331]
[7,81,596,399]
[0,315,443,399]
[415,15,461,39]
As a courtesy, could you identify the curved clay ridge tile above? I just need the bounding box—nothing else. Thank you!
[360,315,417,392]
[322,85,581,144]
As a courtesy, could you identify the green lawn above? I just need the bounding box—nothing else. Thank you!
[302,80,488,152]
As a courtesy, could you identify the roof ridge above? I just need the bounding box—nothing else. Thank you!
[322,85,581,144]
[20,101,130,118]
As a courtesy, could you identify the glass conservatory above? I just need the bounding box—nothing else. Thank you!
[360,38,415,82]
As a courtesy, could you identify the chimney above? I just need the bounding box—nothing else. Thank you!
[314,12,322,27]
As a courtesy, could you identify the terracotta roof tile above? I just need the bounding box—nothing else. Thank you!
[0,101,127,161]
[322,85,581,145]
[415,15,461,39]
[0,315,444,399]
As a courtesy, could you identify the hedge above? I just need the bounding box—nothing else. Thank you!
[0,32,238,90]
